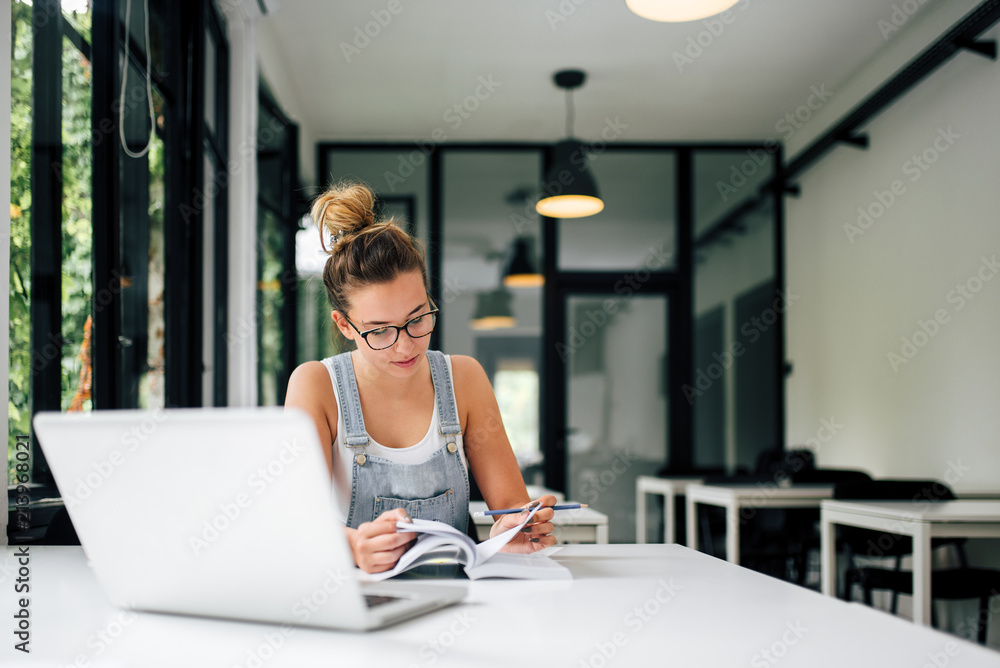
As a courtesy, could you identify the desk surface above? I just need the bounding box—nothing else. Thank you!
[687,482,835,502]
[3,545,998,666]
[822,499,1000,523]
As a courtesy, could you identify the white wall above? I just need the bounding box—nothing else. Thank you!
[786,23,1000,491]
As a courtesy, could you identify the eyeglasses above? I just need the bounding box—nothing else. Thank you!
[343,308,439,351]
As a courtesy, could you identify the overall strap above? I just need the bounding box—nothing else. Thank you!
[330,352,370,463]
[426,351,462,448]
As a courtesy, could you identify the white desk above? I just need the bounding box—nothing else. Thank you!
[4,545,999,666]
[635,475,703,544]
[820,500,1000,626]
[469,501,609,544]
[525,485,565,503]
[686,483,834,564]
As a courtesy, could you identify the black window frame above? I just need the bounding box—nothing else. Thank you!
[10,0,231,543]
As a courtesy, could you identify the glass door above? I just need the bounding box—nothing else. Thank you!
[563,292,669,543]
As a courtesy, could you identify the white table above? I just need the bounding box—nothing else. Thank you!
[469,501,609,544]
[686,483,834,564]
[4,545,999,666]
[525,485,565,503]
[820,500,1000,626]
[635,475,704,544]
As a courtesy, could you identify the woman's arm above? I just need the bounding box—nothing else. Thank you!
[451,355,555,550]
[284,361,338,476]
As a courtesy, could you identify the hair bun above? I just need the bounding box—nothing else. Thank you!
[311,182,377,255]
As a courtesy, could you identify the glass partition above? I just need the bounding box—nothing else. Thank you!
[692,150,778,472]
[565,293,668,543]
[441,150,544,475]
[558,150,677,272]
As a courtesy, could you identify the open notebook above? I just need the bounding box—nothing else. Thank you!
[363,505,572,581]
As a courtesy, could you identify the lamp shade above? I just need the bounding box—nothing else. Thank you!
[536,140,604,219]
[471,288,516,330]
[626,0,740,22]
[502,237,544,288]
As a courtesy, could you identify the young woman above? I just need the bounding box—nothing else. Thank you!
[285,181,555,574]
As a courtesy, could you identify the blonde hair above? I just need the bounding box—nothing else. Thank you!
[311,181,428,319]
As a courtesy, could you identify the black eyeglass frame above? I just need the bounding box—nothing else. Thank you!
[342,306,440,351]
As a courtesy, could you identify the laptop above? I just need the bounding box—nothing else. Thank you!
[32,407,465,632]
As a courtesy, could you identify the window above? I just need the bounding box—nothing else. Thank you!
[256,87,300,406]
[8,0,231,543]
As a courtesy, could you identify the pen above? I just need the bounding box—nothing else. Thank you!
[473,503,588,517]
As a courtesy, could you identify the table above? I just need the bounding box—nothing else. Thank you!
[635,475,703,544]
[525,485,565,503]
[685,483,834,564]
[469,501,609,544]
[820,499,1000,626]
[4,545,999,666]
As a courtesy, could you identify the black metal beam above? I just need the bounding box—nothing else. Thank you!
[838,133,870,149]
[772,145,787,464]
[164,1,204,407]
[209,3,229,407]
[668,148,695,473]
[539,144,564,493]
[278,122,299,404]
[91,0,122,410]
[697,1,1000,251]
[30,0,64,481]
[429,149,443,351]
[780,0,1000,186]
[955,37,997,59]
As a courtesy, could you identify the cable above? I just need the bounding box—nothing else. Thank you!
[119,0,155,159]
[565,88,575,138]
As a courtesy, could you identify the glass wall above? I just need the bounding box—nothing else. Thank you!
[558,151,677,272]
[565,293,668,543]
[303,144,783,541]
[692,149,779,472]
[442,150,544,475]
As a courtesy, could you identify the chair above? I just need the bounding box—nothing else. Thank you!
[696,448,834,581]
[834,479,1000,644]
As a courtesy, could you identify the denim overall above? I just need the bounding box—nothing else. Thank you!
[330,350,469,534]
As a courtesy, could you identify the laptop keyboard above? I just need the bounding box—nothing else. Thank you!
[364,594,400,608]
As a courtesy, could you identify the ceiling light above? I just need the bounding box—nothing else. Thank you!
[626,0,740,22]
[502,237,544,288]
[536,70,604,219]
[470,288,516,330]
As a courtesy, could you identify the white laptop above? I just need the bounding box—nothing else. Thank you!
[32,407,465,632]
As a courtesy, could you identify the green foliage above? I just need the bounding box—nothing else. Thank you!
[9,1,36,485]
[8,2,94,484]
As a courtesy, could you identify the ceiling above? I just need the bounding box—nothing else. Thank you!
[257,0,941,145]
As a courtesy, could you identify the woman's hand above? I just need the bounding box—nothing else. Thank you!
[346,508,417,573]
[493,494,557,553]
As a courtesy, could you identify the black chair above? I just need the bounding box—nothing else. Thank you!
[834,479,1000,644]
[696,448,830,581]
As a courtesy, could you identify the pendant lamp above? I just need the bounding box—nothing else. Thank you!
[502,237,544,288]
[470,288,516,330]
[536,70,605,219]
[626,0,740,23]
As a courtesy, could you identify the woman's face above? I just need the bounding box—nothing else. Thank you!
[333,270,433,380]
